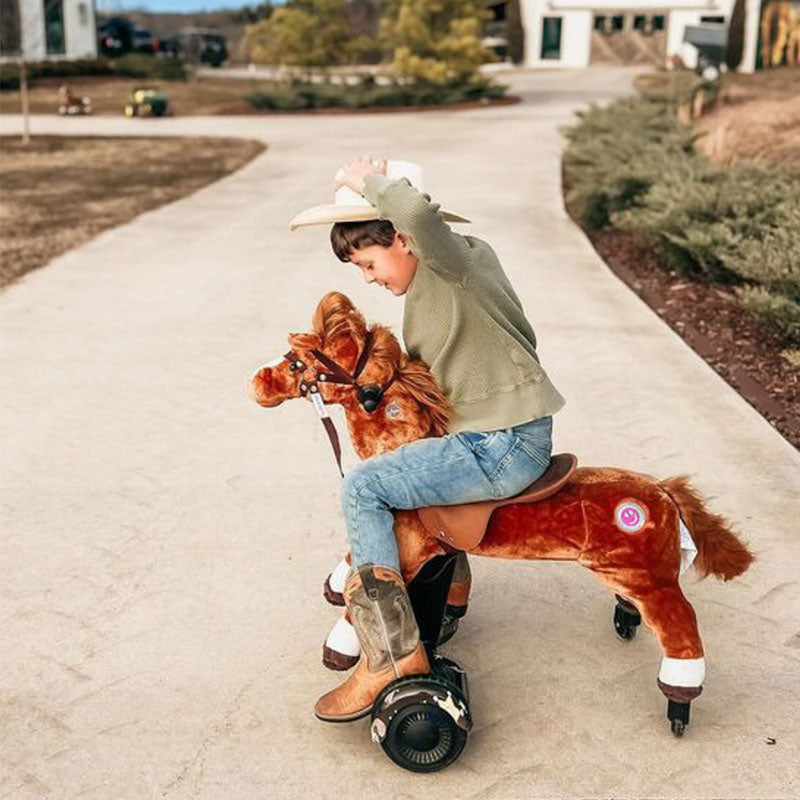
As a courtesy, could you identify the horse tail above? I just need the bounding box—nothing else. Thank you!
[659,475,755,581]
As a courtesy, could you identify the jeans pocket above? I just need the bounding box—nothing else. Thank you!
[475,431,518,486]
[516,435,552,469]
[514,417,553,469]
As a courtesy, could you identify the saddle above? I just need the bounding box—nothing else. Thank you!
[418,453,578,550]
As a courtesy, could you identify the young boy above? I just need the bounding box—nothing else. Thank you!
[313,155,566,722]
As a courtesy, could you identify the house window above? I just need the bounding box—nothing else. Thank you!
[540,17,562,60]
[0,0,21,55]
[78,2,89,26]
[700,15,725,24]
[490,1,506,22]
[594,15,607,32]
[652,15,665,31]
[611,15,624,31]
[44,0,66,55]
[633,15,647,31]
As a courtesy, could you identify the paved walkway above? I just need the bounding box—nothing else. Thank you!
[1,68,798,800]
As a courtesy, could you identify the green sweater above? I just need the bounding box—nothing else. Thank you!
[363,172,566,434]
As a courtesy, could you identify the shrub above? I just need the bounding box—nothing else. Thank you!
[0,55,186,92]
[248,76,506,110]
[111,54,187,81]
[561,97,700,230]
[736,286,800,344]
[0,58,115,90]
[562,77,800,346]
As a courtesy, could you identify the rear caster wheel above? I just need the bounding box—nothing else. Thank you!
[671,718,686,737]
[613,595,641,641]
[371,672,471,772]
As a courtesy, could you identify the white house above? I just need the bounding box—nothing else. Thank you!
[0,0,98,61]
[485,0,767,72]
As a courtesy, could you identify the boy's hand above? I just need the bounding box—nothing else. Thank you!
[333,154,387,196]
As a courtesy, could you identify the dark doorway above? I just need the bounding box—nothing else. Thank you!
[541,16,562,60]
[0,0,21,55]
[44,0,66,55]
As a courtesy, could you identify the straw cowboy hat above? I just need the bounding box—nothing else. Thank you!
[288,158,471,231]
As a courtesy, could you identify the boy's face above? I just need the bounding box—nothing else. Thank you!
[348,232,418,296]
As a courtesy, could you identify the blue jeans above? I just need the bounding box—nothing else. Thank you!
[342,416,554,572]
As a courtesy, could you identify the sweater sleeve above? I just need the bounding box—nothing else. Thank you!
[362,173,471,287]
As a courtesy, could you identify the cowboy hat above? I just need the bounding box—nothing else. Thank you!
[288,159,471,231]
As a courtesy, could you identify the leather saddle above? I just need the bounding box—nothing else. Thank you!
[418,453,578,551]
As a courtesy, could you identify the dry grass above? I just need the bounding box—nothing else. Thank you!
[694,67,800,170]
[0,135,265,287]
[634,66,800,172]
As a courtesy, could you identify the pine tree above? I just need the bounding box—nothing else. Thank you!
[243,0,355,73]
[377,0,497,85]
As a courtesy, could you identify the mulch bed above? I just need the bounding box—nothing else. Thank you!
[562,175,800,450]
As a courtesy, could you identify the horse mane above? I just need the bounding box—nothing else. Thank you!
[312,291,452,436]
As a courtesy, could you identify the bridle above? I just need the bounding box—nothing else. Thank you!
[282,329,396,477]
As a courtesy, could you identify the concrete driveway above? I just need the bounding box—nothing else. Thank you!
[1,67,798,799]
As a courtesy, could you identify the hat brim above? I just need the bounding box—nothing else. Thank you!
[289,204,471,231]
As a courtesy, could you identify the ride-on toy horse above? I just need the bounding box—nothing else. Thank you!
[250,291,754,772]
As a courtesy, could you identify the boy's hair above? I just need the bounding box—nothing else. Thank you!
[330,219,397,263]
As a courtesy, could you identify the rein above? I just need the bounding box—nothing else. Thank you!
[283,329,396,477]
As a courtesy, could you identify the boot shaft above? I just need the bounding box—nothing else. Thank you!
[345,564,421,673]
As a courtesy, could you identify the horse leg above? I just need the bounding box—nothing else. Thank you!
[322,513,446,669]
[322,608,359,671]
[323,553,351,606]
[446,551,471,618]
[624,584,705,736]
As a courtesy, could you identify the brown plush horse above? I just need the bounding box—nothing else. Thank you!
[250,291,754,731]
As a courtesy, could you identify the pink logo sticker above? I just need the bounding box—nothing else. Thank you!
[614,499,649,533]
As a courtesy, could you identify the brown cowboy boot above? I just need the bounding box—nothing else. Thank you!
[314,563,430,722]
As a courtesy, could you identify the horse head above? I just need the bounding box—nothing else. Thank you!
[250,291,452,460]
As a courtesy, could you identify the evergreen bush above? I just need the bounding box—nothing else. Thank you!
[248,77,505,110]
[0,55,186,91]
[562,79,800,346]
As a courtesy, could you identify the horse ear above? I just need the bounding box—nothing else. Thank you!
[312,291,366,343]
[287,332,322,352]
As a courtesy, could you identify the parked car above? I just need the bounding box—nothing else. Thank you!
[160,29,228,67]
[98,16,135,57]
[133,28,159,54]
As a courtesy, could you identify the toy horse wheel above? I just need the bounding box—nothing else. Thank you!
[371,672,471,773]
[613,595,641,641]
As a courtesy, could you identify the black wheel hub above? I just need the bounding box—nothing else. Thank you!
[371,671,471,772]
[386,705,460,769]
